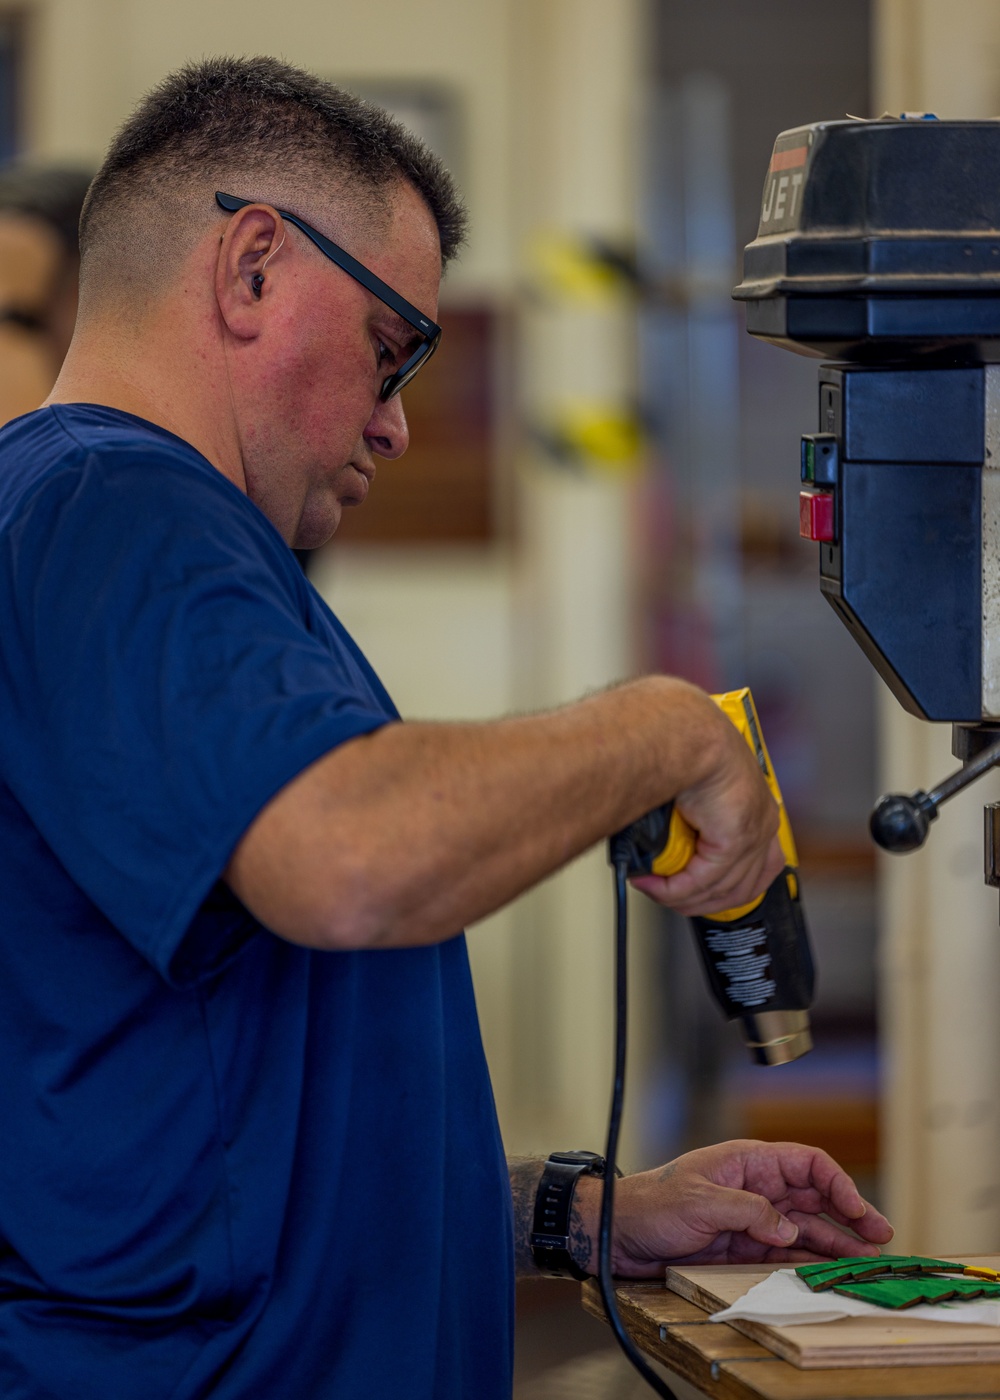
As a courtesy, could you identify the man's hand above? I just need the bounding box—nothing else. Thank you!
[571,1141,893,1277]
[629,698,784,919]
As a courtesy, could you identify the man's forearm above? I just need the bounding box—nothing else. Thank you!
[225,674,776,950]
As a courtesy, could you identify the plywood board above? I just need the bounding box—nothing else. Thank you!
[664,1255,1000,1369]
[582,1280,1000,1397]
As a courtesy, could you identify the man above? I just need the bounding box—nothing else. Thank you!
[0,163,92,424]
[0,57,891,1398]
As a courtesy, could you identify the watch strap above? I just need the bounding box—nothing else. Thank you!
[531,1151,608,1280]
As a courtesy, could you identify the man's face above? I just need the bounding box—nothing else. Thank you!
[236,179,442,550]
[0,213,68,427]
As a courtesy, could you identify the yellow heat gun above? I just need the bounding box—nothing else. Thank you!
[610,687,814,1065]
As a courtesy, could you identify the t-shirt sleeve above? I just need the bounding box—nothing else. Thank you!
[0,446,392,983]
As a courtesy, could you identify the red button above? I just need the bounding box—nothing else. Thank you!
[799,489,835,542]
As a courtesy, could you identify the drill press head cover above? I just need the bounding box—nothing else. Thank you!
[734,118,1000,724]
[734,118,1000,363]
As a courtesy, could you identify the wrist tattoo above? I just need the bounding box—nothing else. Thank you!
[508,1157,546,1276]
[567,1185,595,1276]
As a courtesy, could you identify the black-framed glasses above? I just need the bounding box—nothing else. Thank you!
[215,191,442,401]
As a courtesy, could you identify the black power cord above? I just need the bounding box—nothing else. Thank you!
[598,857,679,1399]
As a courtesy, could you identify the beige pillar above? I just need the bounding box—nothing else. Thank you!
[877,687,1000,1252]
[504,0,653,1160]
[875,0,1000,1251]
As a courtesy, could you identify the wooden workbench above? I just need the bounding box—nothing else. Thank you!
[581,1279,1000,1398]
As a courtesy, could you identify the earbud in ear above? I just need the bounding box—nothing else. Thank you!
[251,273,264,298]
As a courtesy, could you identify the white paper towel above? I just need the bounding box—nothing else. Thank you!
[709,1268,1000,1327]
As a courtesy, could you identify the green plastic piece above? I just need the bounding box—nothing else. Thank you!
[832,1277,1000,1310]
[796,1255,963,1292]
[795,1260,896,1282]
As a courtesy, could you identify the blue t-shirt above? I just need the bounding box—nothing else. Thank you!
[0,405,513,1399]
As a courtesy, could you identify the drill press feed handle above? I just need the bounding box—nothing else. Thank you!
[871,737,1000,918]
[870,733,1000,852]
[869,791,936,853]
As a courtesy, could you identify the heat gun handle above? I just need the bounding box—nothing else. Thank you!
[608,685,796,908]
[608,801,695,879]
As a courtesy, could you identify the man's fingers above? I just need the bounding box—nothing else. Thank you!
[851,1203,894,1243]
[633,834,783,916]
[825,1175,893,1239]
[793,1197,892,1244]
[681,833,783,914]
[787,1210,883,1259]
[743,1142,895,1244]
[702,1186,800,1249]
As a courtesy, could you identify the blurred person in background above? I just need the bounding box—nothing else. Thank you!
[0,163,90,422]
[0,58,891,1400]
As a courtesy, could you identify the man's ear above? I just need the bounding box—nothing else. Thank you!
[215,204,284,340]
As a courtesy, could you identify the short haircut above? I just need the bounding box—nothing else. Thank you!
[79,55,467,304]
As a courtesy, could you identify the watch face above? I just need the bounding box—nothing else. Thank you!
[550,1150,604,1170]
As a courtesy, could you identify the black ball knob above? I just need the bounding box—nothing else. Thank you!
[869,792,934,852]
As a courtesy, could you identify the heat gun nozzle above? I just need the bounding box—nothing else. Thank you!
[740,1009,813,1066]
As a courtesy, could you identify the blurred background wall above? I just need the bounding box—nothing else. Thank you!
[6,0,1000,1356]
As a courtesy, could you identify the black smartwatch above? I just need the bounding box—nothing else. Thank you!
[530,1150,610,1279]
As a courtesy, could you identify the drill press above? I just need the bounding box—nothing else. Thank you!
[733,116,1000,900]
